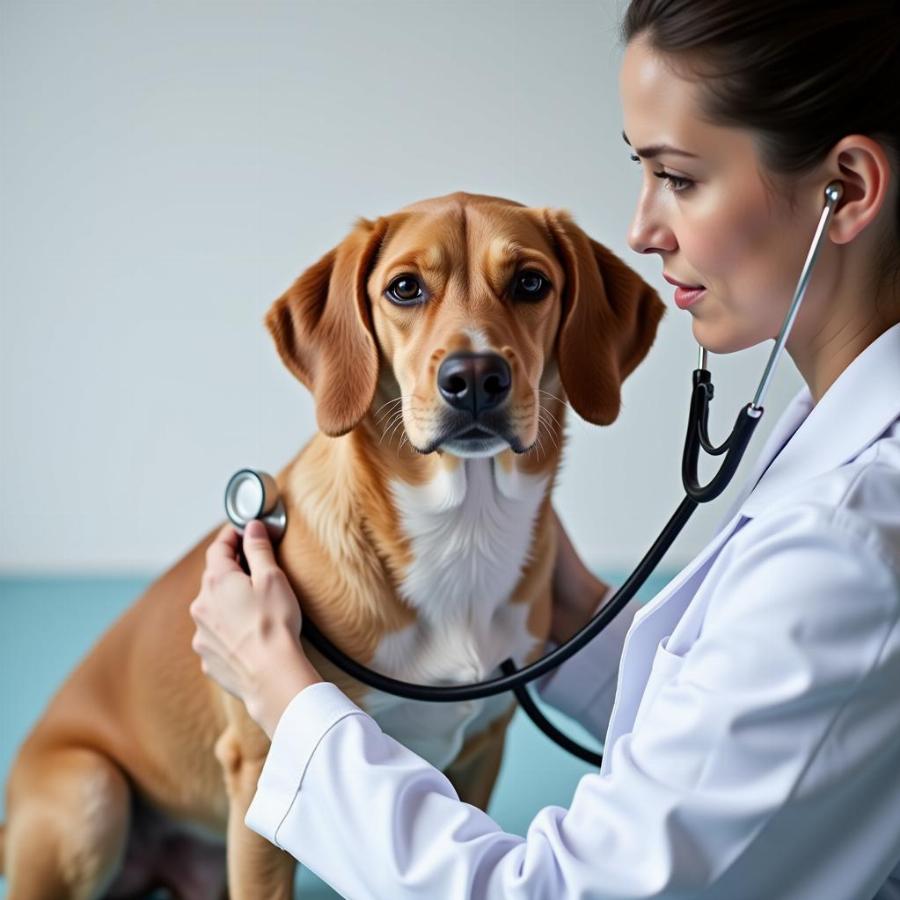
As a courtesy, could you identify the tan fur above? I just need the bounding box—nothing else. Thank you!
[1,191,663,898]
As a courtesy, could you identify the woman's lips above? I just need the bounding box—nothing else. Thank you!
[674,286,706,310]
[662,274,706,309]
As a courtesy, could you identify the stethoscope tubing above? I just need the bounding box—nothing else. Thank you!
[226,183,842,766]
[299,493,699,702]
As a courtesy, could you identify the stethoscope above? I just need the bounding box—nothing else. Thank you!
[224,182,843,767]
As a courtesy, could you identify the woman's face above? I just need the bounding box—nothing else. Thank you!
[619,35,827,354]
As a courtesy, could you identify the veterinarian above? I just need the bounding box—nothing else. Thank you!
[190,1,900,896]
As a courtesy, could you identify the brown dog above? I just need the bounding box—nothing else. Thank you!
[1,191,664,898]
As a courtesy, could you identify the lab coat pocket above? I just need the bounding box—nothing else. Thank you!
[631,634,686,734]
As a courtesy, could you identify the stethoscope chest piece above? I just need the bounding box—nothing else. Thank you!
[224,468,287,542]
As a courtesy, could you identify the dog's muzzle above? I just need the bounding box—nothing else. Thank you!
[426,351,526,454]
[437,352,511,415]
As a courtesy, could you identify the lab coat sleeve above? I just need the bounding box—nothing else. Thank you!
[533,584,643,738]
[245,504,900,899]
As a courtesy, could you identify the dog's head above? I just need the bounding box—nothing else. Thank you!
[265,192,664,457]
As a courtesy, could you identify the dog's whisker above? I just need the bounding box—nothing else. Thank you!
[538,411,561,452]
[538,406,560,438]
[538,402,572,423]
[538,389,573,417]
[545,405,572,424]
[376,409,402,428]
[379,409,406,445]
[538,406,569,436]
[376,415,402,440]
[538,405,564,431]
[535,410,554,452]
[537,388,566,404]
[374,395,403,416]
[374,397,404,423]
[379,408,403,431]
[387,414,408,445]
[548,417,562,451]
[374,395,403,410]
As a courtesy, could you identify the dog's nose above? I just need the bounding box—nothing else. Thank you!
[437,352,511,415]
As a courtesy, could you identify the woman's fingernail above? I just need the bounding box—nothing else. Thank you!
[246,519,266,538]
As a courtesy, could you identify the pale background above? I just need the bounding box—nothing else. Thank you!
[0,0,803,577]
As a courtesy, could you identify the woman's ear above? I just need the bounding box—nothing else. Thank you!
[264,216,389,437]
[543,208,666,425]
[824,135,894,246]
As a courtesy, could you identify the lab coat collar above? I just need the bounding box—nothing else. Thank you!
[625,322,900,718]
[738,321,900,520]
[709,383,814,534]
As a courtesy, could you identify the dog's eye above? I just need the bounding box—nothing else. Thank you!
[385,274,426,306]
[513,269,551,301]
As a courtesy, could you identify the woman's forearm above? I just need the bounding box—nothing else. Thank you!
[550,509,612,643]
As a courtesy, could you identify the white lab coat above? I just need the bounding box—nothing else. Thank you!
[245,322,900,899]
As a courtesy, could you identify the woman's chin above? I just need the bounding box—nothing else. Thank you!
[690,319,755,355]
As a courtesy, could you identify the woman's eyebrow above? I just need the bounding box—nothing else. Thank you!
[622,130,699,160]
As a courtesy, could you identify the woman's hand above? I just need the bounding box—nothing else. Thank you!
[189,519,324,738]
[550,509,613,645]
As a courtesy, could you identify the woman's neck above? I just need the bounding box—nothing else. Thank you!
[788,261,899,405]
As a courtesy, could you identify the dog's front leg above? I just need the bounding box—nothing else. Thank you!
[214,696,297,900]
[443,701,517,812]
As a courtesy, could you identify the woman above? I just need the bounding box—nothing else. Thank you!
[190,1,900,896]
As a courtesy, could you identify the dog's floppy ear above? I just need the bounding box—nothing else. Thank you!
[543,208,665,425]
[265,216,389,437]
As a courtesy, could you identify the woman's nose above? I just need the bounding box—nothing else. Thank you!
[627,196,677,255]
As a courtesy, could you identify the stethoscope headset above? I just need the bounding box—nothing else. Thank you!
[224,182,843,768]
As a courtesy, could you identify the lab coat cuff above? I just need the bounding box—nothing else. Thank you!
[244,681,369,851]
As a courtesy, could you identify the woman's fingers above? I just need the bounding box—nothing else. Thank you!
[241,521,280,582]
[206,523,243,575]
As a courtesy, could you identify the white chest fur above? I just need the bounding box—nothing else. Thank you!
[364,458,550,771]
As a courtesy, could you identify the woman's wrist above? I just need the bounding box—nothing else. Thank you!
[556,578,613,642]
[248,633,325,738]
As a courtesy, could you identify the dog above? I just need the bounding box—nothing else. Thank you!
[0,191,664,898]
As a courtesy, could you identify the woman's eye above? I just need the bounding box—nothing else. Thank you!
[513,269,552,301]
[630,153,694,194]
[653,171,693,193]
[386,274,426,305]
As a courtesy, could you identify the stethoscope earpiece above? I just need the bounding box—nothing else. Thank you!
[824,181,843,207]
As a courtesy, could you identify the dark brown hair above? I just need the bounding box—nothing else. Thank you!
[620,0,900,290]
